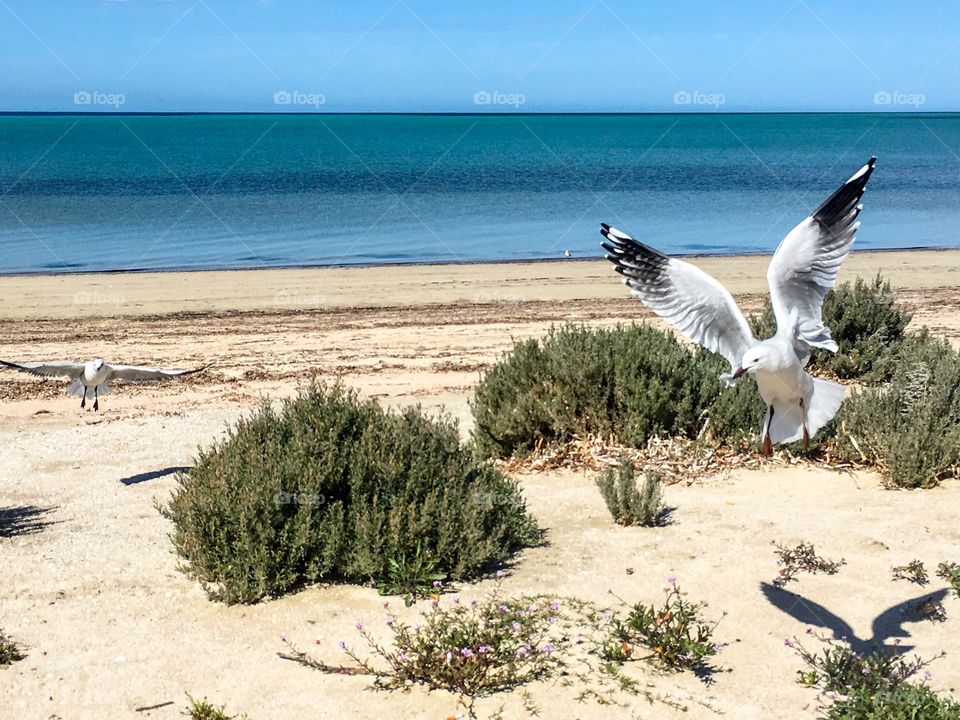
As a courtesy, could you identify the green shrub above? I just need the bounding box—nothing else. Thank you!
[184,697,249,720]
[0,631,25,666]
[165,384,539,604]
[937,562,960,597]
[750,274,912,382]
[835,334,960,488]
[471,324,758,458]
[603,580,722,672]
[596,460,667,527]
[823,685,960,720]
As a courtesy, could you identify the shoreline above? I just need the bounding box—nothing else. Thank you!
[1,246,959,321]
[1,243,957,280]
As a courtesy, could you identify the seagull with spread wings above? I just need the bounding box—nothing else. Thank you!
[0,358,206,411]
[602,157,877,453]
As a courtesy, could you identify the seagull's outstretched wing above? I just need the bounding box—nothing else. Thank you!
[602,224,754,381]
[760,582,861,649]
[870,588,949,650]
[0,360,85,379]
[767,157,877,351]
[106,364,206,382]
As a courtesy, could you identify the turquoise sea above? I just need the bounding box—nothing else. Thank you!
[0,113,957,274]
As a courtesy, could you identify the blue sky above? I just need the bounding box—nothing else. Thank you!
[1,0,958,112]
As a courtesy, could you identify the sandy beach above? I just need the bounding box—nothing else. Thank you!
[2,249,960,719]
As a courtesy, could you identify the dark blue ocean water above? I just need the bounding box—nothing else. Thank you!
[0,113,957,274]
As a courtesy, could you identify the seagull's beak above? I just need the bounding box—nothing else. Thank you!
[733,367,747,379]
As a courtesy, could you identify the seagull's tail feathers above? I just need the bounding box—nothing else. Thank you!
[66,380,85,396]
[805,378,845,437]
[766,378,846,444]
[96,383,111,396]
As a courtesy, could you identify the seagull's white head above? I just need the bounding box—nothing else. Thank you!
[93,358,105,370]
[733,346,776,378]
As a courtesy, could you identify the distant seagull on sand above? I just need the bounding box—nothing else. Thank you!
[0,359,206,411]
[602,157,877,453]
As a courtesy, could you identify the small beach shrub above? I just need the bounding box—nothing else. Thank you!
[602,580,722,672]
[595,460,667,527]
[836,334,960,489]
[282,578,665,718]
[165,384,539,604]
[750,274,912,382]
[376,542,446,606]
[824,684,960,720]
[891,560,928,585]
[771,541,845,587]
[0,631,25,666]
[184,697,249,720]
[937,562,960,597]
[471,324,758,458]
[790,633,954,719]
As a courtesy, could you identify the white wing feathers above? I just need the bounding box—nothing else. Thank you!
[106,364,205,382]
[0,360,85,379]
[767,157,877,351]
[601,224,754,381]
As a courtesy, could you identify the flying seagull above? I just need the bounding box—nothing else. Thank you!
[0,359,206,411]
[601,157,877,453]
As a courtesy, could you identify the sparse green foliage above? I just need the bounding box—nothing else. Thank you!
[165,384,539,604]
[376,542,446,606]
[603,581,722,672]
[790,633,955,719]
[824,684,960,720]
[836,334,960,488]
[937,562,960,597]
[772,541,846,587]
[596,460,667,527]
[891,560,928,585]
[283,579,686,718]
[0,631,25,666]
[184,696,249,720]
[750,274,912,382]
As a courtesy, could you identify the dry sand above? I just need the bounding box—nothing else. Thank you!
[2,250,959,719]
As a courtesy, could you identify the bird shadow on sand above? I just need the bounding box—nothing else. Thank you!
[760,581,948,655]
[120,466,191,486]
[0,505,58,538]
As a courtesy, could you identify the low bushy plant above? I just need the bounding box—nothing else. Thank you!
[282,577,687,718]
[824,684,960,720]
[184,697,249,720]
[0,631,25,666]
[471,324,759,458]
[165,384,540,604]
[772,541,846,587]
[790,633,955,719]
[750,274,912,382]
[596,460,668,527]
[891,560,928,585]
[836,334,960,488]
[603,580,722,672]
[937,562,960,597]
